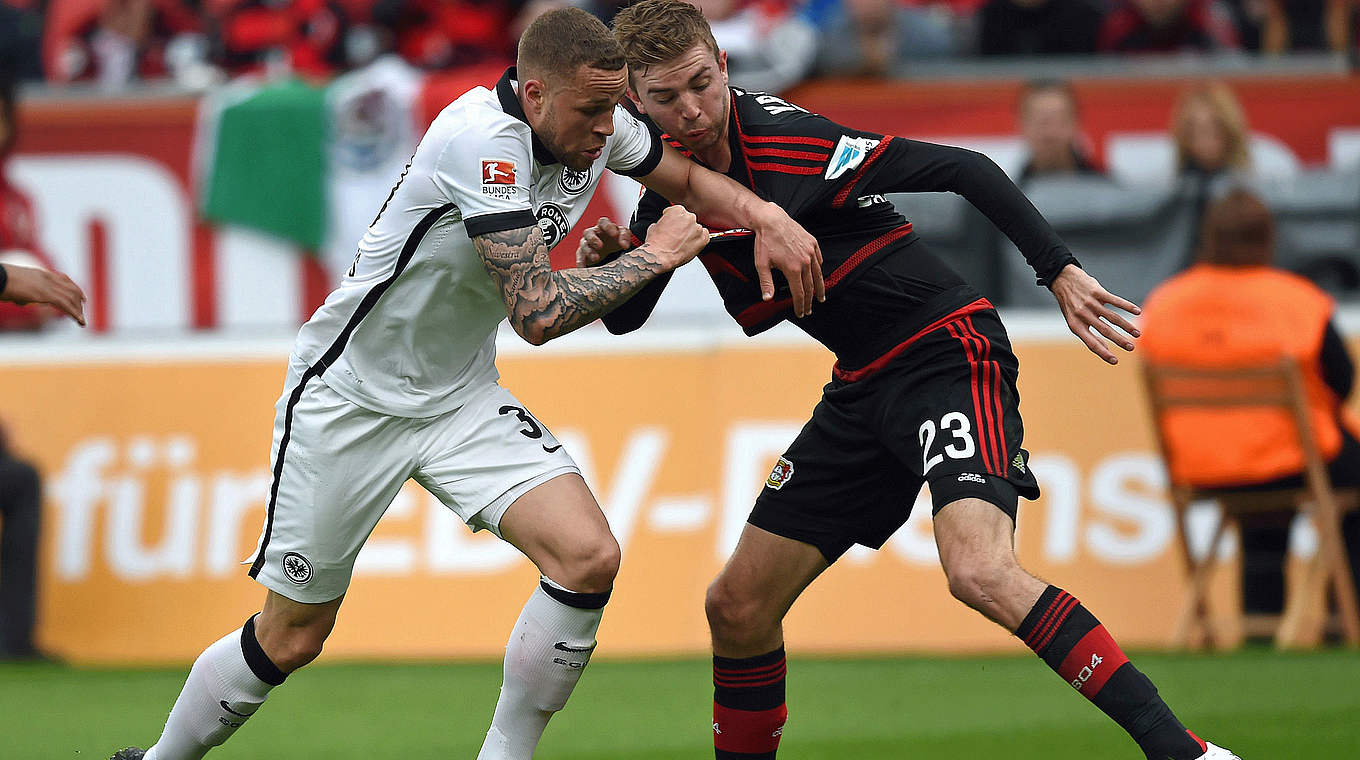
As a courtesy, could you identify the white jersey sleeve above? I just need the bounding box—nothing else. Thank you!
[428,105,539,238]
[606,106,664,178]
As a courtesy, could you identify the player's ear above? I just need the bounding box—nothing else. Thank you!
[718,50,728,84]
[522,78,548,118]
[626,87,646,114]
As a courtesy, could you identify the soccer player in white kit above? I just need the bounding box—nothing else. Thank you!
[114,8,823,760]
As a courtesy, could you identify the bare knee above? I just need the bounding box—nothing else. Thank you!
[705,576,777,647]
[551,534,621,594]
[942,553,1019,613]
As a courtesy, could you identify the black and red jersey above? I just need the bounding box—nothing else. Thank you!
[609,87,1078,374]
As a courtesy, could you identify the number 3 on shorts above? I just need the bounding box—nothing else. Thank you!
[499,404,545,440]
[918,411,976,474]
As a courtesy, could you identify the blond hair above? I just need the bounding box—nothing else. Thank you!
[611,0,720,80]
[1172,80,1251,173]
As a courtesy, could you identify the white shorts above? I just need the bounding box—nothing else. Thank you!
[247,366,579,603]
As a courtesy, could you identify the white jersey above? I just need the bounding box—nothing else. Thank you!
[290,67,662,417]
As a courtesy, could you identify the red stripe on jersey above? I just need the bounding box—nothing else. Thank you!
[828,223,913,287]
[746,161,823,175]
[730,106,758,187]
[743,146,831,162]
[740,134,835,149]
[959,318,1003,477]
[713,703,788,755]
[945,321,996,476]
[832,297,994,383]
[734,223,915,329]
[659,133,695,159]
[832,136,895,209]
[1057,626,1129,698]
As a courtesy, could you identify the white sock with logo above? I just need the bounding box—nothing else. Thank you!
[476,578,609,760]
[143,616,284,760]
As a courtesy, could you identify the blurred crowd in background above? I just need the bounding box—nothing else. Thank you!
[0,0,1356,92]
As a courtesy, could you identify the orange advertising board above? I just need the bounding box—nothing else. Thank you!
[1,329,1262,664]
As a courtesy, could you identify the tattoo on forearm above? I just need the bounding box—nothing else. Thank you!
[474,225,666,343]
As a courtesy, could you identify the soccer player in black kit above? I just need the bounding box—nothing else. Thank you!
[583,2,1244,759]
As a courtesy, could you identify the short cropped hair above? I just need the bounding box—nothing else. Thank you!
[517,7,625,84]
[1198,188,1275,268]
[611,0,720,78]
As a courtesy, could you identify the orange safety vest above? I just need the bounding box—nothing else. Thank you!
[1142,265,1355,487]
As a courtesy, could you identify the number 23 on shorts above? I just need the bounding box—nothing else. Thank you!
[918,411,976,474]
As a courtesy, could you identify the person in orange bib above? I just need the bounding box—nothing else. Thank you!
[1142,187,1360,626]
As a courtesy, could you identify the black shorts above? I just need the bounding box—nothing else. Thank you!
[749,303,1040,563]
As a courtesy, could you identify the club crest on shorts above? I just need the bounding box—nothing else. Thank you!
[282,552,313,584]
[766,457,795,490]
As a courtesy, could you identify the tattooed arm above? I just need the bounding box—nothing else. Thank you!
[473,205,708,345]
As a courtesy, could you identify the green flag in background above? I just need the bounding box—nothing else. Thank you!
[200,78,329,250]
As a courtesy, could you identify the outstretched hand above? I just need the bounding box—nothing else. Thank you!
[1,263,87,326]
[1049,264,1139,365]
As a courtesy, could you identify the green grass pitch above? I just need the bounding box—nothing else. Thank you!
[5,648,1357,758]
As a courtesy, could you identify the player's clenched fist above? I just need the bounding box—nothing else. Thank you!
[576,217,634,268]
[640,206,708,270]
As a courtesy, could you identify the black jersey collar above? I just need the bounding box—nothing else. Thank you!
[496,66,559,166]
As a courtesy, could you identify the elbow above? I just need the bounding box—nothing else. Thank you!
[515,321,551,346]
[952,145,999,174]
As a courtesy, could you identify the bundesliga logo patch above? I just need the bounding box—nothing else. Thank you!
[766,457,795,490]
[481,159,516,184]
[481,159,520,201]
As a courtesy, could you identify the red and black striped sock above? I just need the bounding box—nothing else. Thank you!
[713,647,788,759]
[1016,587,1208,760]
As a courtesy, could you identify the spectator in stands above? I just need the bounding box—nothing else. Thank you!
[206,0,357,78]
[0,1,45,81]
[1174,79,1250,177]
[684,0,817,93]
[370,0,524,71]
[977,0,1104,56]
[44,0,204,87]
[1172,80,1251,268]
[1257,0,1356,52]
[812,0,957,78]
[1016,79,1105,183]
[1141,188,1360,630]
[1099,0,1242,52]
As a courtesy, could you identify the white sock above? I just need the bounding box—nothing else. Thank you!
[144,616,284,760]
[476,578,609,760]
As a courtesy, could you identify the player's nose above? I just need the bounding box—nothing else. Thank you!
[680,94,701,121]
[594,112,615,137]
